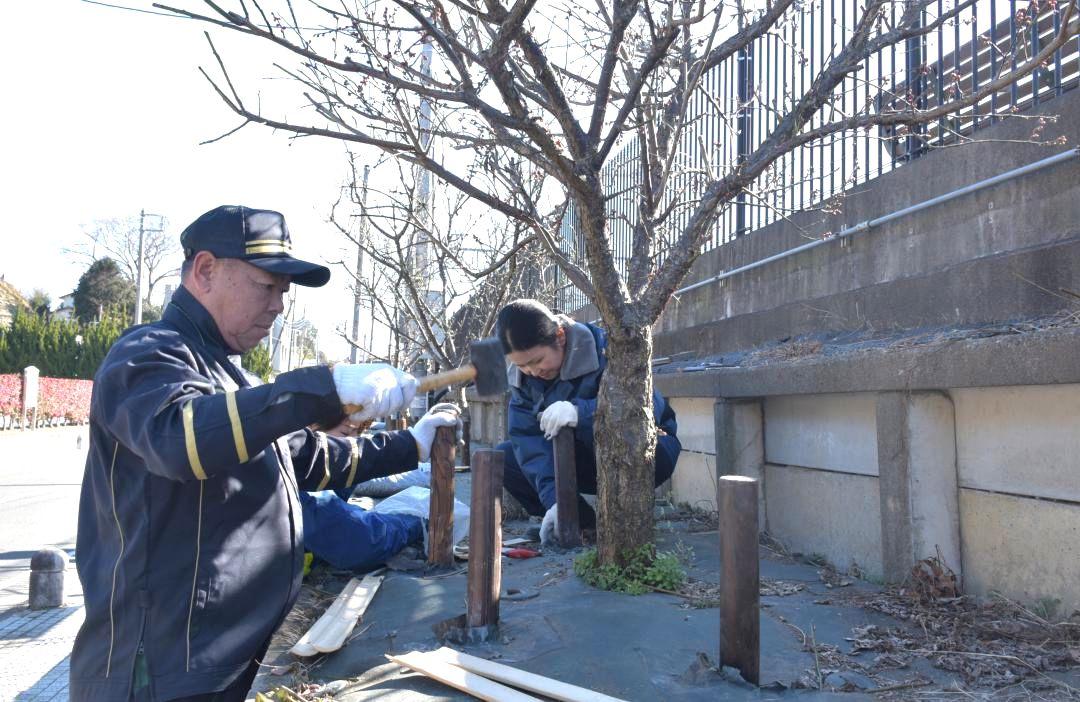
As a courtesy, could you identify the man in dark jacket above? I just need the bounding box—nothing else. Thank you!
[494,299,681,546]
[70,205,456,701]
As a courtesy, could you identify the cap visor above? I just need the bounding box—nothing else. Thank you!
[248,256,331,287]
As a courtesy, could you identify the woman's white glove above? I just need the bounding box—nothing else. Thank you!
[538,401,577,440]
[408,403,462,461]
[539,503,559,546]
[332,363,417,423]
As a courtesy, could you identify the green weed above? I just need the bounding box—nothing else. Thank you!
[574,543,686,595]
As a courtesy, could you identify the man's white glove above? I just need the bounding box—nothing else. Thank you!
[408,403,462,462]
[332,363,418,423]
[539,503,559,547]
[538,401,577,440]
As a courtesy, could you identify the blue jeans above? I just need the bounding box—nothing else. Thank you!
[496,433,680,528]
[300,491,424,571]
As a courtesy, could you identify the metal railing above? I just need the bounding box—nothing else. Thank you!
[556,0,1079,313]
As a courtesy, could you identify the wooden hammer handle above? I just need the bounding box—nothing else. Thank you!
[417,365,477,393]
[342,364,477,417]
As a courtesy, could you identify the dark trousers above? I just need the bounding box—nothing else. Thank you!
[496,434,680,529]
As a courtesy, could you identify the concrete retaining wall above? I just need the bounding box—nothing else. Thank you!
[646,90,1080,358]
[527,90,1080,612]
[660,384,1080,608]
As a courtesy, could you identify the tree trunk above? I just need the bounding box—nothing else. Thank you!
[594,323,656,566]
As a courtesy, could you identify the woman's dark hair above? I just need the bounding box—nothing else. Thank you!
[495,299,561,353]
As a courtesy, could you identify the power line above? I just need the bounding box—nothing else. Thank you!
[80,0,349,31]
[80,0,192,18]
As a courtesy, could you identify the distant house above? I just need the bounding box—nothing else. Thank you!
[0,276,30,330]
[53,292,77,321]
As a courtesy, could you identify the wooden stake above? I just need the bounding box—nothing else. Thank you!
[466,449,502,629]
[719,475,760,685]
[428,425,457,567]
[552,428,581,546]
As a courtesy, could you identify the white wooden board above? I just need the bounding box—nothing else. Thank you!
[431,647,629,702]
[311,573,383,653]
[387,651,543,702]
[290,577,361,657]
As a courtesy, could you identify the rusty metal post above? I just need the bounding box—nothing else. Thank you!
[466,449,503,629]
[427,426,457,567]
[552,428,581,547]
[719,475,760,685]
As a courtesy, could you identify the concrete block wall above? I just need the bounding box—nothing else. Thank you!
[763,393,884,576]
[663,384,1080,613]
[952,385,1080,616]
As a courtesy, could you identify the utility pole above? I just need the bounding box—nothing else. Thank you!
[350,165,371,363]
[135,210,146,325]
[134,209,164,325]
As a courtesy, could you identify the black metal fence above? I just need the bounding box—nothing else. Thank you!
[557,0,1079,313]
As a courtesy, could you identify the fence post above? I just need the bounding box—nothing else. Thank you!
[719,475,760,685]
[735,43,755,237]
[905,13,926,159]
[466,449,503,630]
[427,425,457,567]
[553,428,581,547]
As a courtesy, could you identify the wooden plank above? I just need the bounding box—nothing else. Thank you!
[428,425,457,566]
[718,475,760,685]
[311,573,384,653]
[386,651,542,702]
[552,428,581,547]
[289,577,361,657]
[466,449,503,628]
[431,647,630,702]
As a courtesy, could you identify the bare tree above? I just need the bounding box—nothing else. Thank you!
[328,154,553,412]
[160,0,1078,564]
[69,216,181,307]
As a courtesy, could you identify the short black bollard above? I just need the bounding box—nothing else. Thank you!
[29,547,68,609]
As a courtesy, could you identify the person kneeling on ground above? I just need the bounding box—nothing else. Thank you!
[300,404,460,571]
[494,299,682,546]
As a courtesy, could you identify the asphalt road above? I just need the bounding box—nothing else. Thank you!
[0,425,87,609]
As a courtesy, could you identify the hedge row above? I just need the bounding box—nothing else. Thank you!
[0,372,93,428]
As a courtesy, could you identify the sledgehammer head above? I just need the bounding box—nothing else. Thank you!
[469,338,508,397]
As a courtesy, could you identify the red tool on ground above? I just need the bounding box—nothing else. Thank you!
[502,548,540,559]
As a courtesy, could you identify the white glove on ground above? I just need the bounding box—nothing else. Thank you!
[332,363,418,423]
[408,403,462,462]
[538,401,577,440]
[539,503,559,547]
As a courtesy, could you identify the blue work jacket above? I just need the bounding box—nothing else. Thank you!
[70,287,417,701]
[506,319,679,509]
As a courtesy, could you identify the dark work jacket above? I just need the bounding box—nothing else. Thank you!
[506,319,680,509]
[70,287,418,701]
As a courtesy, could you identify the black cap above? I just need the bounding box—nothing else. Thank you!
[180,205,331,287]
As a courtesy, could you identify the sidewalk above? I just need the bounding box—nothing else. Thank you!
[0,600,83,701]
[0,426,86,702]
